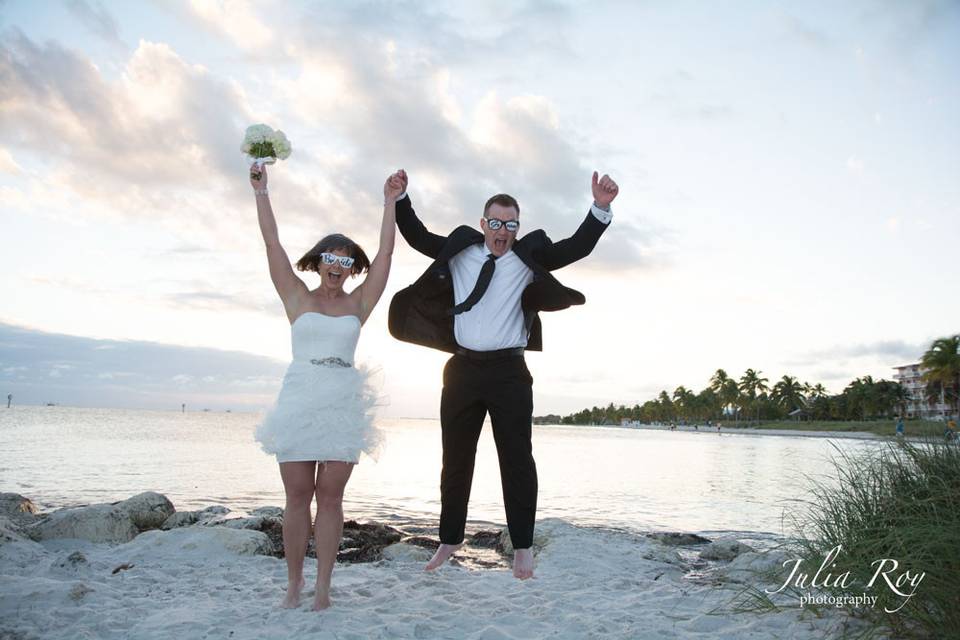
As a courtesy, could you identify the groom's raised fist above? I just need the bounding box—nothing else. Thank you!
[591,171,619,209]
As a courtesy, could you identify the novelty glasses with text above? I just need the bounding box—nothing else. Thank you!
[320,253,356,268]
[484,217,520,232]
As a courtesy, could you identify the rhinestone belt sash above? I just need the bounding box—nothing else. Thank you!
[309,357,352,368]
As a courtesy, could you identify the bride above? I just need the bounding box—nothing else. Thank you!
[250,162,404,610]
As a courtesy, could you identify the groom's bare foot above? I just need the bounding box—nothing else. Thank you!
[425,543,462,571]
[513,547,534,580]
[280,577,305,608]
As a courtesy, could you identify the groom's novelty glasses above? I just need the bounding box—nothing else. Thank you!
[485,218,520,232]
[320,253,356,269]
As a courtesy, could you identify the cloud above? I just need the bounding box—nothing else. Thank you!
[1,6,663,270]
[273,16,658,268]
[781,13,835,49]
[184,0,275,51]
[846,156,864,173]
[0,321,286,409]
[786,339,927,367]
[64,0,125,49]
[0,30,250,231]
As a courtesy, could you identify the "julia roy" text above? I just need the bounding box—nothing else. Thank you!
[766,544,925,613]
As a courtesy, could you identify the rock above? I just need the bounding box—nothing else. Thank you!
[497,527,550,556]
[336,521,403,563]
[250,506,283,518]
[115,492,174,531]
[196,506,233,526]
[640,543,685,566]
[161,511,199,530]
[52,550,88,571]
[0,515,30,545]
[382,542,434,563]
[646,532,712,546]
[29,503,138,544]
[468,530,500,548]
[120,527,275,558]
[404,536,440,550]
[0,493,39,520]
[700,540,754,561]
[221,516,266,530]
[717,550,790,585]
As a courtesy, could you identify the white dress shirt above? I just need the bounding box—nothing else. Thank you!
[449,204,612,351]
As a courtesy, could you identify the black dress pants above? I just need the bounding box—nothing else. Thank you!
[439,353,537,548]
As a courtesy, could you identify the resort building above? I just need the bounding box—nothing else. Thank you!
[892,363,952,419]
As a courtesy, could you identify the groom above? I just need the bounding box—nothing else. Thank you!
[389,170,618,579]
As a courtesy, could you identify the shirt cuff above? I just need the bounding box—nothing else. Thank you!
[590,203,613,224]
[396,192,407,202]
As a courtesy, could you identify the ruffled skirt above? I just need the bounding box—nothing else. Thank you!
[255,360,383,464]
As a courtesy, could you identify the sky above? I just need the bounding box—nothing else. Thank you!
[1,0,958,417]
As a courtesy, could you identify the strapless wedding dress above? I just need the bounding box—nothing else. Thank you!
[255,312,382,463]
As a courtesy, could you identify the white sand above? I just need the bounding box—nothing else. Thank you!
[0,518,877,639]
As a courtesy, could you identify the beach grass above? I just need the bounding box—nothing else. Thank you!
[789,438,960,638]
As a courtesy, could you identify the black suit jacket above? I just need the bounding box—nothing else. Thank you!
[388,195,610,353]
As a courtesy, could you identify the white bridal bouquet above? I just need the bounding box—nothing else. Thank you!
[242,123,292,179]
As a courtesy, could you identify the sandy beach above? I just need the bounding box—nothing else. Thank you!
[0,493,879,640]
[623,424,884,440]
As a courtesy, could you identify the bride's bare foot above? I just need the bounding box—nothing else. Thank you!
[513,547,534,580]
[425,543,462,571]
[280,577,305,608]
[312,584,331,611]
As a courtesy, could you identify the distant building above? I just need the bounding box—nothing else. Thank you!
[893,363,952,419]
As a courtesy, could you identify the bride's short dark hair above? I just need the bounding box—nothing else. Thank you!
[296,234,371,275]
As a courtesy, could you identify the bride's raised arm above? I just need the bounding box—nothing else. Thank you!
[250,163,308,316]
[356,169,404,324]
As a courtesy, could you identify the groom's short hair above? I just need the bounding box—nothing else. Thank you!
[483,194,519,218]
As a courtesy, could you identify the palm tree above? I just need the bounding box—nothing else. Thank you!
[739,369,769,423]
[721,379,741,422]
[657,390,675,421]
[920,335,960,419]
[672,386,696,421]
[709,369,738,420]
[771,375,807,413]
[808,383,829,400]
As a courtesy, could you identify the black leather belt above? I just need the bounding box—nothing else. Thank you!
[454,346,525,360]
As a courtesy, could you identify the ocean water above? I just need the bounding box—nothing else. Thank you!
[0,406,875,537]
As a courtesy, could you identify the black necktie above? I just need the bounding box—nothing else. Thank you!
[449,253,496,315]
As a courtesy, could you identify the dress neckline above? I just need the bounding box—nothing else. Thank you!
[291,311,361,326]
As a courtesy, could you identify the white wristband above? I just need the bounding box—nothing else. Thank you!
[254,188,269,196]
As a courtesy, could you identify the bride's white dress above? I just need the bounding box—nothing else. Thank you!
[255,312,382,463]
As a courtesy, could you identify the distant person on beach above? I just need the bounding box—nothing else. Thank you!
[946,418,957,441]
[250,163,402,610]
[6,394,10,408]
[389,170,617,579]
[895,417,905,437]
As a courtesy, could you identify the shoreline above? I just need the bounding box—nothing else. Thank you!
[541,422,887,440]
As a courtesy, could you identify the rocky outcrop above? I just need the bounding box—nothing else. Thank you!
[27,491,175,544]
[646,532,712,546]
[116,492,174,531]
[382,542,434,562]
[497,526,550,555]
[0,493,39,521]
[336,520,403,562]
[29,503,139,544]
[699,540,754,561]
[0,515,30,545]
[120,526,275,558]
